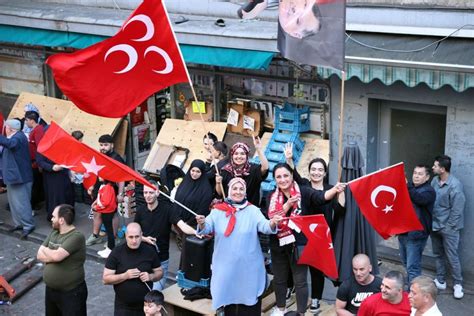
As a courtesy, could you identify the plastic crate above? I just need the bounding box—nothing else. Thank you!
[266,151,283,162]
[274,104,311,133]
[261,181,276,193]
[176,270,210,289]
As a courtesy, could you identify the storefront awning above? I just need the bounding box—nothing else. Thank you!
[0,24,274,70]
[318,33,474,92]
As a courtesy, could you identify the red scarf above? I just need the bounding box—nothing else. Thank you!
[268,181,302,245]
[214,200,250,237]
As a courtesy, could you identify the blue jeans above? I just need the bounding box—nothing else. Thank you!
[431,228,463,285]
[398,233,428,284]
[153,259,169,291]
[7,182,34,231]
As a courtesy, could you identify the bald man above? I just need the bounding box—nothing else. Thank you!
[336,254,382,315]
[103,223,163,316]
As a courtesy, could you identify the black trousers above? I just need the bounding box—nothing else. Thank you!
[45,281,88,316]
[31,167,44,208]
[309,266,325,300]
[102,212,116,250]
[114,298,144,316]
[223,298,261,316]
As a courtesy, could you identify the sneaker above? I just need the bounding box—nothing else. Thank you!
[85,234,102,246]
[98,247,112,259]
[309,298,320,313]
[269,307,286,316]
[434,278,447,290]
[453,284,464,299]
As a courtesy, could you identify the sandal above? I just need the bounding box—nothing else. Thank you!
[175,16,189,25]
[214,19,225,27]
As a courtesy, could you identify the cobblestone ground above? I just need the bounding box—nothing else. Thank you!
[0,233,115,316]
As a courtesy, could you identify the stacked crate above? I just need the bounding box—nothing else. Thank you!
[253,103,310,196]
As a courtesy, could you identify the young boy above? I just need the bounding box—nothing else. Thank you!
[144,290,166,316]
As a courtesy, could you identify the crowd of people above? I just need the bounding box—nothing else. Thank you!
[0,105,466,316]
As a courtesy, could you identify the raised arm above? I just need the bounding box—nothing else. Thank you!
[253,135,268,174]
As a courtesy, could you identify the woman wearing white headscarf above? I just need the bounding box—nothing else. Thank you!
[196,177,282,315]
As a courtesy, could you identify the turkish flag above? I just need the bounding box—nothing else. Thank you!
[46,0,188,118]
[290,215,338,279]
[37,122,155,189]
[348,163,423,239]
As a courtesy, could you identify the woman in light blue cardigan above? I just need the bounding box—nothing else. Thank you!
[196,177,282,315]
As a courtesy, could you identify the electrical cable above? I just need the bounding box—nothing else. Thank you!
[346,24,474,53]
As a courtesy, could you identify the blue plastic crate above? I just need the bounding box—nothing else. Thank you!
[176,270,210,289]
[266,151,284,162]
[261,181,276,193]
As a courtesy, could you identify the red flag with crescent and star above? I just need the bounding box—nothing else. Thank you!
[290,215,338,279]
[37,122,156,189]
[45,0,188,118]
[348,162,423,239]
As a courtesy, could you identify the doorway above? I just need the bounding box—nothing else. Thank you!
[378,101,447,175]
[377,100,446,254]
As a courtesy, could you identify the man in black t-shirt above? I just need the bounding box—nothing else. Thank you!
[134,182,196,290]
[336,254,382,315]
[103,222,162,316]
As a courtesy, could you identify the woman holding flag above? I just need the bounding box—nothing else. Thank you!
[267,163,345,316]
[196,177,282,315]
[285,145,346,312]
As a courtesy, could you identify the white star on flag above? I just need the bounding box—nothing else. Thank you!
[382,204,394,214]
[81,157,105,176]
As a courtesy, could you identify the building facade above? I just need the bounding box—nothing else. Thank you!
[0,0,473,286]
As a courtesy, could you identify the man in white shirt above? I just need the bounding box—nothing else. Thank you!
[409,276,442,316]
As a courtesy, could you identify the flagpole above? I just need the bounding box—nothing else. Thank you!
[337,71,346,182]
[159,190,199,217]
[162,1,226,199]
[346,161,404,185]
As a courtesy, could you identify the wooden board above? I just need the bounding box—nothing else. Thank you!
[145,119,228,171]
[113,119,128,158]
[9,92,122,150]
[163,283,215,316]
[259,132,330,179]
[297,135,330,179]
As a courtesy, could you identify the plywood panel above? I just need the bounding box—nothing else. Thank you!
[259,132,329,179]
[9,92,122,150]
[146,119,227,171]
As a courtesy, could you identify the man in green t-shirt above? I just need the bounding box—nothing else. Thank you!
[37,204,87,315]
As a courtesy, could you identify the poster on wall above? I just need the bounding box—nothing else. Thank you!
[227,108,239,126]
[243,115,255,131]
[133,124,152,154]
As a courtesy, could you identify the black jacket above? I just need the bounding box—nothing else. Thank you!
[404,181,436,239]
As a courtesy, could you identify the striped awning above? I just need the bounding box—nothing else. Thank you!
[317,63,474,92]
[318,33,474,92]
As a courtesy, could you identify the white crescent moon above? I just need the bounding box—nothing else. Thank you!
[123,14,154,42]
[370,185,397,208]
[104,44,138,74]
[144,46,174,74]
[309,224,318,233]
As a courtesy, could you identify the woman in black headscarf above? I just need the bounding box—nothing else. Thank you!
[174,159,214,226]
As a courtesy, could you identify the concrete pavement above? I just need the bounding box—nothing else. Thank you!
[0,192,472,315]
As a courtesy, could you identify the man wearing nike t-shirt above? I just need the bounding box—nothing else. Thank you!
[336,254,382,315]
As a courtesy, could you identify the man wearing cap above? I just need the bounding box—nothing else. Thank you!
[0,119,35,239]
